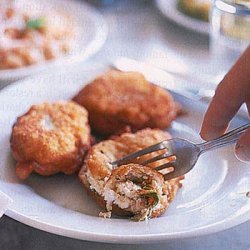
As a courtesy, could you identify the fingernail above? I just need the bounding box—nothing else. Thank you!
[200,126,225,141]
[235,143,250,162]
[200,130,217,140]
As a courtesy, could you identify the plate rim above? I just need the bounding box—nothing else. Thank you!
[5,206,250,243]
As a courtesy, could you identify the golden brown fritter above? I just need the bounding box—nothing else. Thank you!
[73,70,179,136]
[79,128,183,220]
[10,101,91,179]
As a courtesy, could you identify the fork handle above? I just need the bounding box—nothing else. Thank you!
[197,123,250,153]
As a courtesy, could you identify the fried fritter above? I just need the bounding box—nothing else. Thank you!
[10,101,91,179]
[73,70,179,135]
[79,128,183,220]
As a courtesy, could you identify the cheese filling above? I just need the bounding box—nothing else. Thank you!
[40,115,55,131]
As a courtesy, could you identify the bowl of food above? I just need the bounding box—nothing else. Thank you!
[177,0,211,22]
[0,0,108,84]
[156,0,211,34]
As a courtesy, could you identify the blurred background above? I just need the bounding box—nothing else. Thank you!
[84,0,250,83]
[1,0,249,87]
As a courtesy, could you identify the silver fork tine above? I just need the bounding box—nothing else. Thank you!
[155,161,175,171]
[164,170,181,180]
[140,153,174,166]
[110,123,250,180]
[111,141,168,167]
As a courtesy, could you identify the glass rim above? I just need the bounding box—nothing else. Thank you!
[214,0,250,15]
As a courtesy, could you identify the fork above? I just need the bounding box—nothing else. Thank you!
[111,123,250,180]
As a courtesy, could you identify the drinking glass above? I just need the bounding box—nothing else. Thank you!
[210,0,250,75]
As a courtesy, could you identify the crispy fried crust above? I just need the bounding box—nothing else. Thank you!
[73,70,179,135]
[79,128,183,219]
[10,101,91,179]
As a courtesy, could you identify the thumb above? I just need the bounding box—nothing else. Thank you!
[235,128,250,162]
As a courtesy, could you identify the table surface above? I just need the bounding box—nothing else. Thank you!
[0,0,249,249]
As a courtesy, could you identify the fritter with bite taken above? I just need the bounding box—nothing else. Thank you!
[79,128,183,220]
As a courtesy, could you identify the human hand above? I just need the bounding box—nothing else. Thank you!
[200,47,250,161]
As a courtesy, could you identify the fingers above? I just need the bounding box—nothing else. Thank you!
[236,101,250,162]
[235,128,250,162]
[200,47,250,140]
[200,82,241,140]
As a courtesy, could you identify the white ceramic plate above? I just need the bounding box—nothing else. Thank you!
[0,0,108,84]
[0,64,249,243]
[155,0,210,35]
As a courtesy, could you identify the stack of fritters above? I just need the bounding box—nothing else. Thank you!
[10,70,183,220]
